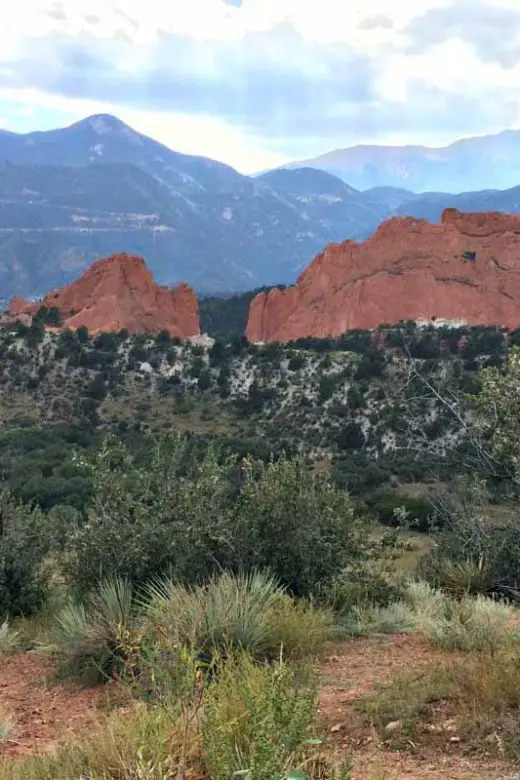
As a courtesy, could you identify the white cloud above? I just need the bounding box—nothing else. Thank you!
[1,0,520,168]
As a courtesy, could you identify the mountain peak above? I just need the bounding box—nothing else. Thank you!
[77,114,128,134]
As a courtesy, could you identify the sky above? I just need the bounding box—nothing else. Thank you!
[1,0,520,173]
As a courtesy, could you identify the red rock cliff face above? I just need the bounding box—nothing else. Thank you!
[246,209,520,343]
[9,253,200,338]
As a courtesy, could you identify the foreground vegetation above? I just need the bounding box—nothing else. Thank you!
[3,313,520,777]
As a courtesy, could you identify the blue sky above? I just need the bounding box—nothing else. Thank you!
[1,0,520,172]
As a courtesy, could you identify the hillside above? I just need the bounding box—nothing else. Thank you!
[3,315,520,780]
[279,129,520,192]
[0,316,510,512]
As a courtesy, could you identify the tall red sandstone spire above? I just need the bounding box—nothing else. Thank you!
[9,253,200,338]
[246,209,520,343]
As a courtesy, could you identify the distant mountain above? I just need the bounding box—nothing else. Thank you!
[395,184,520,222]
[0,115,389,298]
[279,130,520,193]
[255,168,388,237]
[5,114,520,300]
[362,186,419,210]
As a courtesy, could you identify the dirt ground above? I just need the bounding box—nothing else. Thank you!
[319,633,517,780]
[0,637,517,778]
[0,651,103,758]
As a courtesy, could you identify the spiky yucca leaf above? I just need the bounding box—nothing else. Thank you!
[46,577,135,680]
[142,570,284,661]
[437,556,493,597]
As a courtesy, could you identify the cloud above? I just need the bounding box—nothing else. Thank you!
[0,24,379,139]
[405,0,520,68]
[357,15,394,30]
[1,0,520,170]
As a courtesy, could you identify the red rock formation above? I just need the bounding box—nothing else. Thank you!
[9,253,200,338]
[8,297,35,317]
[246,209,520,343]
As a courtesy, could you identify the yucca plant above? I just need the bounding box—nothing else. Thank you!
[436,556,493,598]
[142,570,284,663]
[44,576,136,681]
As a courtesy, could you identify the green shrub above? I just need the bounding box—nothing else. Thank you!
[62,435,369,599]
[419,477,520,598]
[368,490,434,532]
[202,654,327,780]
[263,595,333,660]
[321,568,403,615]
[0,489,50,618]
[233,456,366,597]
[60,436,236,594]
[0,653,350,780]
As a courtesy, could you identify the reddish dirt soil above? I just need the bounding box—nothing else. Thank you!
[0,637,517,779]
[0,651,103,758]
[319,633,516,780]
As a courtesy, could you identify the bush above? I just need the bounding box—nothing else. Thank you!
[60,436,236,594]
[420,477,520,598]
[233,456,367,597]
[0,653,350,780]
[264,595,333,660]
[433,556,493,597]
[405,581,516,652]
[338,601,415,637]
[62,434,370,599]
[143,570,284,665]
[201,655,328,780]
[51,571,331,684]
[322,565,403,615]
[368,490,434,532]
[0,489,49,618]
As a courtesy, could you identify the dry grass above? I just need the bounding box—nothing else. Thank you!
[405,582,518,652]
[0,622,21,656]
[0,701,13,745]
[0,654,349,780]
[360,645,520,760]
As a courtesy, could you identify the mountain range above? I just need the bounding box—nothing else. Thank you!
[2,115,520,298]
[279,130,520,193]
